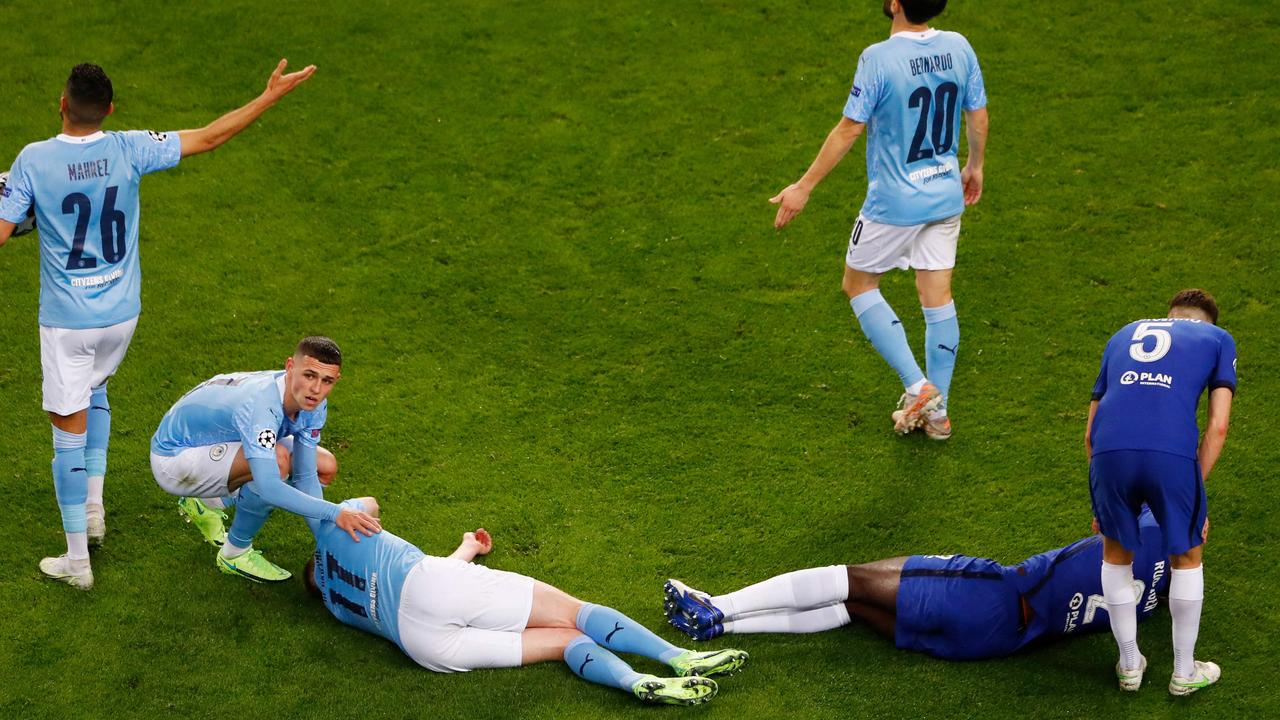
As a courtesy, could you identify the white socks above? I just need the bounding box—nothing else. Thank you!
[712,565,849,618]
[86,476,104,507]
[1169,565,1205,678]
[66,532,90,561]
[724,604,851,635]
[905,379,927,395]
[1101,561,1141,671]
[220,542,249,559]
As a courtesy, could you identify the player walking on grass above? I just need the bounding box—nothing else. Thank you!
[0,60,317,590]
[769,0,987,439]
[150,337,380,583]
[1087,289,1235,695]
[665,507,1170,662]
[303,498,748,706]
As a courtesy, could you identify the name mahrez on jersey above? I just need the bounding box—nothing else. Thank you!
[67,158,109,182]
[909,53,954,76]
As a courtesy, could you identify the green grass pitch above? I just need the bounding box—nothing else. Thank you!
[1,1,1277,717]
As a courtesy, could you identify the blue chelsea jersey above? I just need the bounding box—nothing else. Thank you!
[1011,509,1169,648]
[312,501,426,648]
[0,130,181,329]
[843,29,986,226]
[1090,318,1237,459]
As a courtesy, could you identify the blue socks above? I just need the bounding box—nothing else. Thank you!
[225,481,273,552]
[564,635,645,692]
[51,425,89,559]
[576,603,684,663]
[850,289,925,389]
[923,302,959,409]
[85,384,111,506]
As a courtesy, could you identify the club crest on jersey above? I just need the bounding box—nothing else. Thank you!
[147,130,168,143]
[310,429,320,439]
[256,429,277,450]
[1,185,10,197]
[209,443,228,461]
[1121,371,1172,389]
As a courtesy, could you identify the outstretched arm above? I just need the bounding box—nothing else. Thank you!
[179,59,316,158]
[448,528,493,562]
[769,117,865,229]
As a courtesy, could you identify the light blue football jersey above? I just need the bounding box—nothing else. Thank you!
[843,30,986,226]
[0,130,180,329]
[312,500,426,648]
[151,370,326,459]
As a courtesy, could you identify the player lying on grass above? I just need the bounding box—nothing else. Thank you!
[666,508,1174,669]
[302,498,748,706]
[150,336,380,582]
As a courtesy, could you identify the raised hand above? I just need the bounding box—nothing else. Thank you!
[263,59,316,102]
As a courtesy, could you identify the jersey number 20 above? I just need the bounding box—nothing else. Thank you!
[907,82,959,163]
[63,186,127,270]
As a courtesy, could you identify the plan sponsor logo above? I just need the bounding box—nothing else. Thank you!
[1121,371,1172,389]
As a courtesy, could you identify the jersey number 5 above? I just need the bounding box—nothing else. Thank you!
[63,186,127,270]
[907,82,959,163]
[1129,321,1174,363]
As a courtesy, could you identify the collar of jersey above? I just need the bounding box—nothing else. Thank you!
[276,373,288,405]
[55,131,106,144]
[891,28,940,41]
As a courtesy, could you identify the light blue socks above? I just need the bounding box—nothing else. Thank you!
[576,603,684,663]
[923,301,959,410]
[85,384,111,506]
[564,635,646,692]
[851,289,925,389]
[51,425,89,559]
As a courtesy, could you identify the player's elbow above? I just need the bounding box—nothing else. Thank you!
[1206,421,1229,443]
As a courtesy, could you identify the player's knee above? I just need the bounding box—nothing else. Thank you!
[317,446,338,485]
[357,496,380,518]
[1171,546,1203,569]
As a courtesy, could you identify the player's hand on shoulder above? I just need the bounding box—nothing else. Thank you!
[262,59,316,102]
[961,164,984,206]
[336,506,382,541]
[769,182,811,229]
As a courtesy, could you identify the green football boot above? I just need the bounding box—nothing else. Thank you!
[177,497,227,547]
[669,648,750,678]
[216,547,292,583]
[631,675,717,705]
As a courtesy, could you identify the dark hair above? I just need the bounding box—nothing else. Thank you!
[900,0,947,24]
[1168,289,1219,325]
[65,64,113,126]
[303,556,321,599]
[296,336,342,366]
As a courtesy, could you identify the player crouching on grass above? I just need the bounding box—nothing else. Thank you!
[303,498,748,706]
[149,336,380,583]
[665,507,1172,667]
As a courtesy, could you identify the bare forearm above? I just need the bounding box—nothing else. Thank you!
[964,108,988,169]
[797,119,863,191]
[1084,400,1098,458]
[0,221,13,248]
[448,544,479,562]
[180,94,276,156]
[1198,424,1228,478]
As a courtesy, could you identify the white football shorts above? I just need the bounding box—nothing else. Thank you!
[845,213,961,274]
[151,436,293,498]
[40,317,138,415]
[397,556,536,672]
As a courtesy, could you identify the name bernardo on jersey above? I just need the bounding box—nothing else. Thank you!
[908,53,954,76]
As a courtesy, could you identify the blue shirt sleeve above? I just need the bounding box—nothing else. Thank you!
[1091,349,1109,401]
[1210,332,1237,392]
[843,52,882,123]
[0,152,34,223]
[961,40,987,111]
[120,130,181,176]
[235,391,338,522]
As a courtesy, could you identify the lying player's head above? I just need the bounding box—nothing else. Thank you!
[1167,288,1219,325]
[62,63,114,128]
[883,0,947,23]
[303,556,321,600]
[284,336,343,412]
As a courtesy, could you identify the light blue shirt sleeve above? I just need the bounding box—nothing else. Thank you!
[843,53,883,123]
[119,130,181,176]
[962,41,987,111]
[0,152,34,223]
[234,391,338,522]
